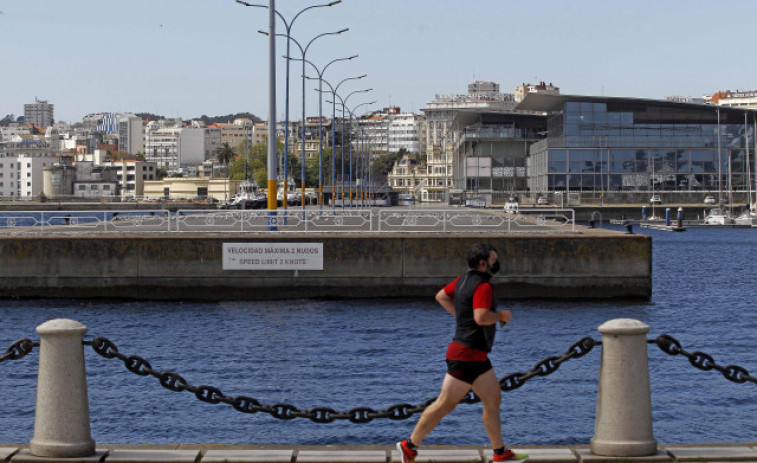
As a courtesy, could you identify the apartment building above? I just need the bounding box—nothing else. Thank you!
[0,152,57,199]
[24,98,54,128]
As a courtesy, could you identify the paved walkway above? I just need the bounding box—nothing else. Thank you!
[3,444,757,463]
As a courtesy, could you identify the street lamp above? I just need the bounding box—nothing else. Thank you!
[316,75,367,209]
[297,55,358,209]
[260,29,348,210]
[328,89,373,209]
[345,101,376,208]
[237,0,342,209]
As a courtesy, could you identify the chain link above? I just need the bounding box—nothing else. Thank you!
[650,334,757,385]
[87,335,598,423]
[0,338,37,363]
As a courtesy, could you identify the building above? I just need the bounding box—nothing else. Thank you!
[449,110,546,196]
[24,98,54,128]
[0,153,57,199]
[419,81,517,201]
[515,93,757,195]
[709,90,757,110]
[118,115,144,155]
[180,127,221,164]
[100,160,157,198]
[388,112,425,155]
[514,81,560,103]
[70,161,119,199]
[144,122,182,170]
[387,154,424,193]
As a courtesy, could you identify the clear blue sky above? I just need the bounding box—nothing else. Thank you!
[2,0,756,123]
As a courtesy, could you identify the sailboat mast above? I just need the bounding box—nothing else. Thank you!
[717,108,722,205]
[745,112,751,210]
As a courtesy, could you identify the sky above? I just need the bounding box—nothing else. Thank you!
[2,0,757,124]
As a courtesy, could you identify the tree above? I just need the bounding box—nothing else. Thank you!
[216,143,236,177]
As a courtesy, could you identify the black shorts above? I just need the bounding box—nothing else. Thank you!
[446,358,493,385]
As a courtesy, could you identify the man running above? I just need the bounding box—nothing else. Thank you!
[397,243,528,463]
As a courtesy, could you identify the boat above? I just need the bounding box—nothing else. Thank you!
[277,179,301,206]
[703,207,734,225]
[223,179,267,209]
[503,196,519,214]
[734,207,757,226]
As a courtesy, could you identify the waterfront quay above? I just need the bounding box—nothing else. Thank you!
[0,206,651,300]
[3,443,757,463]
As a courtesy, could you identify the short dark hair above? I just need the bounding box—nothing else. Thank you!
[467,243,497,269]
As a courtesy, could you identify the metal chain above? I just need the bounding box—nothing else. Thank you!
[649,334,757,385]
[87,335,597,423]
[0,338,37,364]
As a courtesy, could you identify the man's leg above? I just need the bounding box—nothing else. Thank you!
[409,373,471,446]
[471,368,504,449]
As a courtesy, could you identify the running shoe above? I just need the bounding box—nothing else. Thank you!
[396,439,417,463]
[493,449,529,462]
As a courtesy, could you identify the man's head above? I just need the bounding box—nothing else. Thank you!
[467,243,499,274]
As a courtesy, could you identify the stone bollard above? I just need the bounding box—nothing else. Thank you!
[590,318,657,457]
[30,319,96,458]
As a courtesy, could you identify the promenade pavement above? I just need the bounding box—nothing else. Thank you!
[3,444,757,463]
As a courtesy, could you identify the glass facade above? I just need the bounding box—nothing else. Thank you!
[529,100,756,192]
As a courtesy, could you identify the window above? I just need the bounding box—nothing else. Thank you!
[78,185,86,190]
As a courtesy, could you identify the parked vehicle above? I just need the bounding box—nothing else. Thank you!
[704,195,716,205]
[537,197,548,205]
[649,195,662,204]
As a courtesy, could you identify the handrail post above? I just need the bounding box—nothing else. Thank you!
[30,319,95,458]
[590,318,657,457]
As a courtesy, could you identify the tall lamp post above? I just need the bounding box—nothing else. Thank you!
[236,0,341,209]
[345,101,376,208]
[298,55,359,209]
[328,89,373,209]
[260,29,348,210]
[317,75,367,209]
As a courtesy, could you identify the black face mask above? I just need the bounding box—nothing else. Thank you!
[489,261,500,275]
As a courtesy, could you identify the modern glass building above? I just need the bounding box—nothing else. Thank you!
[451,110,546,195]
[516,94,757,194]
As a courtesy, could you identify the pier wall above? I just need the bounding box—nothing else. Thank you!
[0,233,650,300]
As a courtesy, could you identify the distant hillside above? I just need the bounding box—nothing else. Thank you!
[135,112,262,124]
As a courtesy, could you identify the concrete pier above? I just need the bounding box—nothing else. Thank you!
[3,443,757,463]
[0,228,650,301]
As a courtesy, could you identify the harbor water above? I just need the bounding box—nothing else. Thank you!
[0,226,755,446]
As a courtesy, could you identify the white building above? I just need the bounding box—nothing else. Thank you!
[708,90,757,109]
[0,124,33,143]
[0,153,57,199]
[388,112,425,154]
[418,81,516,202]
[180,127,221,163]
[118,115,144,155]
[357,107,425,155]
[144,121,182,170]
[24,98,54,128]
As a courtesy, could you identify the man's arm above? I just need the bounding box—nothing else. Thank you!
[473,307,511,326]
[435,288,456,317]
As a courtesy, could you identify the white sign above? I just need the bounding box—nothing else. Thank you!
[223,243,324,270]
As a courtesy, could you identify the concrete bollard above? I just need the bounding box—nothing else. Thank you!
[30,319,96,458]
[590,318,657,457]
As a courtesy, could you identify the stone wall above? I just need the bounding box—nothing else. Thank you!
[0,233,651,300]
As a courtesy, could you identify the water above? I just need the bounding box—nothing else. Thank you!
[1,226,756,446]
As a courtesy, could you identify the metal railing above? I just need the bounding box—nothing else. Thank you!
[0,208,576,234]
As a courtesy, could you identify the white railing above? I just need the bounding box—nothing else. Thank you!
[0,208,575,234]
[174,209,372,233]
[0,210,172,232]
